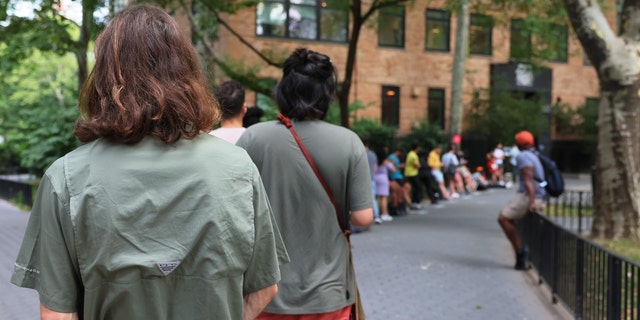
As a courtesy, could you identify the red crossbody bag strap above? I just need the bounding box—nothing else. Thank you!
[277,113,351,241]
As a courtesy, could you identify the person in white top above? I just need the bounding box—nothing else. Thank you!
[209,80,247,144]
[492,143,506,186]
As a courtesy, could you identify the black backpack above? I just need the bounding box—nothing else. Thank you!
[535,152,565,197]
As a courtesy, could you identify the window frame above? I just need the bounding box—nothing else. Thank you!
[378,5,405,48]
[381,85,401,128]
[469,14,493,56]
[427,88,446,130]
[255,0,348,43]
[509,18,531,61]
[425,9,451,52]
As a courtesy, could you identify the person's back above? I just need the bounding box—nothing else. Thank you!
[38,136,279,319]
[10,5,283,319]
[210,80,247,144]
[237,48,373,318]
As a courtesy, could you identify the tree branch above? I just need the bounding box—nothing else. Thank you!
[563,0,615,68]
[207,8,283,68]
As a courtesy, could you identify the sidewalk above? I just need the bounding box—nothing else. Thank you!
[0,187,574,319]
[351,187,573,320]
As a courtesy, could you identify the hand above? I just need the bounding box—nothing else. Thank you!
[528,202,537,213]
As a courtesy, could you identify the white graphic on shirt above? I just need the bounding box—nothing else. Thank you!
[156,261,181,276]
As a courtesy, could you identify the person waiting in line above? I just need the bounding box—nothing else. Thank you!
[374,147,395,222]
[10,5,285,319]
[237,48,374,319]
[387,147,412,216]
[428,145,452,201]
[209,80,247,144]
[419,149,441,204]
[404,144,423,209]
[243,106,265,128]
[441,144,464,198]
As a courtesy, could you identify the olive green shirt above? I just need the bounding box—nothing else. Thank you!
[11,135,287,319]
[237,120,372,314]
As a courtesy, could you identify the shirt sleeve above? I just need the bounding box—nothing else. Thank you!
[243,164,288,294]
[348,142,374,211]
[11,169,82,313]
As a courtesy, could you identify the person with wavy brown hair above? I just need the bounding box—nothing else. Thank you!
[238,48,373,319]
[11,4,286,320]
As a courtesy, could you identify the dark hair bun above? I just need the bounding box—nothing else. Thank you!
[284,48,334,81]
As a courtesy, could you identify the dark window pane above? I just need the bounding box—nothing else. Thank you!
[381,86,400,127]
[546,24,568,62]
[469,14,492,55]
[428,88,445,129]
[321,7,348,41]
[256,2,287,37]
[510,19,531,60]
[289,4,317,39]
[378,6,405,47]
[256,0,347,42]
[425,9,450,51]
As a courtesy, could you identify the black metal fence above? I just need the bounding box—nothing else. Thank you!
[520,191,640,319]
[0,178,34,207]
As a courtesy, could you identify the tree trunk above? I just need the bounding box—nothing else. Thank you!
[564,0,640,240]
[338,2,364,129]
[449,0,469,136]
[76,0,93,92]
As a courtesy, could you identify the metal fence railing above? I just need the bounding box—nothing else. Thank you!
[519,191,640,319]
[0,178,34,207]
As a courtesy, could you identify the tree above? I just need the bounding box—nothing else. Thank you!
[336,0,411,128]
[449,0,470,137]
[155,0,412,128]
[564,0,640,240]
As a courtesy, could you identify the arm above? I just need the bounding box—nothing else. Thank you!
[243,284,278,320]
[40,304,78,320]
[520,166,537,212]
[351,208,374,227]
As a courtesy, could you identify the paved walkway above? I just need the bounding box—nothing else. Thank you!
[351,187,571,320]
[0,182,586,319]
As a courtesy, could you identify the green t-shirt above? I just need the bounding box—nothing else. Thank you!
[237,120,372,314]
[11,134,287,319]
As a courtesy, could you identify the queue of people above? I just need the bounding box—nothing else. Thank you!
[10,4,528,318]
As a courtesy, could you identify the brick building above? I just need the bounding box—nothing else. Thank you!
[211,0,609,141]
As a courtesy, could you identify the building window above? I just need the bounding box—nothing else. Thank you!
[585,97,599,110]
[428,88,445,129]
[545,24,568,62]
[381,86,400,127]
[469,14,492,55]
[378,6,405,48]
[425,9,450,52]
[256,0,348,42]
[510,19,531,61]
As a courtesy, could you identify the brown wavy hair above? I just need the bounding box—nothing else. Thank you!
[74,4,219,144]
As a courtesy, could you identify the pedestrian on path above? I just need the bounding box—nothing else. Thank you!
[209,80,248,144]
[404,144,423,209]
[497,130,546,270]
[10,5,285,319]
[237,48,374,319]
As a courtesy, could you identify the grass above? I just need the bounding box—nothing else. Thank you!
[542,203,594,217]
[594,238,640,264]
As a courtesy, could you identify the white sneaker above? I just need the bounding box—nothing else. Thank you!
[374,217,383,224]
[451,193,460,199]
[381,214,393,222]
[410,203,422,210]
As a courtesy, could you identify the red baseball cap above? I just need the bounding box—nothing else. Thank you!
[515,131,534,147]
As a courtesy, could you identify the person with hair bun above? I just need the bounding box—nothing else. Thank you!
[238,48,373,319]
[11,4,285,319]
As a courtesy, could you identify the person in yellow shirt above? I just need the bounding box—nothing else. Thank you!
[404,144,423,209]
[428,145,452,201]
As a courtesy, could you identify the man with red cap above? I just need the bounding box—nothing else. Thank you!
[497,130,546,270]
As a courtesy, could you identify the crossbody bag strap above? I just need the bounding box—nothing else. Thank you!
[277,113,351,241]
